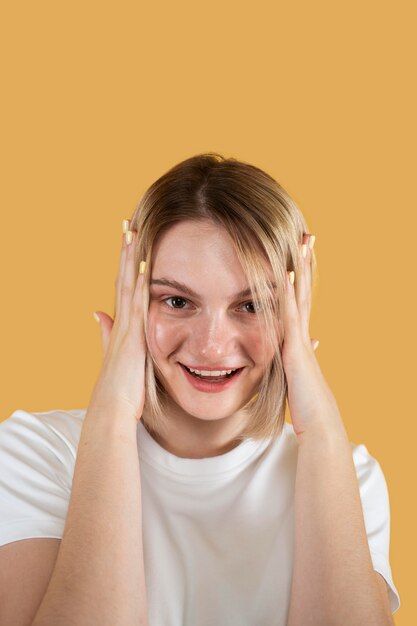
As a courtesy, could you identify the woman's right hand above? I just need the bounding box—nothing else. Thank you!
[88,219,147,424]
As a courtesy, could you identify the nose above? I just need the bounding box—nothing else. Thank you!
[188,311,239,362]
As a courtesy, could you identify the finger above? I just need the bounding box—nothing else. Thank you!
[94,311,115,360]
[118,228,138,332]
[283,270,303,347]
[297,233,314,343]
[130,261,147,343]
[115,219,130,321]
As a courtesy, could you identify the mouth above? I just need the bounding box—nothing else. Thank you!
[179,363,244,380]
[178,362,245,392]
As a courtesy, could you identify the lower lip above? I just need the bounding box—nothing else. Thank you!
[179,364,244,393]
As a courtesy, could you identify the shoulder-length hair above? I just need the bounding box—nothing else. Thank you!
[130,153,317,443]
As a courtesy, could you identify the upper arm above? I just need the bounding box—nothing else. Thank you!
[375,572,395,625]
[0,538,61,626]
[352,445,401,614]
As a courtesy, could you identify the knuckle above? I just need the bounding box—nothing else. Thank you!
[298,293,308,308]
[131,299,142,315]
[120,284,134,298]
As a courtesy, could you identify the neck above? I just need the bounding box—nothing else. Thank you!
[141,403,249,459]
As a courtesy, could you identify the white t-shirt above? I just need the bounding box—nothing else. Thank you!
[0,408,400,624]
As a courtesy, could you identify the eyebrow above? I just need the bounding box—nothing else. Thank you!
[150,278,277,301]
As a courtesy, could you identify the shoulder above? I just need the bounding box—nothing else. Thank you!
[0,409,87,548]
[349,441,389,492]
[0,408,87,464]
[276,426,385,472]
[276,427,388,495]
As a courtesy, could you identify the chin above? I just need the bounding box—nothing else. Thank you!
[155,370,253,421]
[170,394,247,422]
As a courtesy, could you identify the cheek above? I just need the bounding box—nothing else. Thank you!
[249,322,279,364]
[238,324,269,365]
[147,308,183,358]
[248,331,264,356]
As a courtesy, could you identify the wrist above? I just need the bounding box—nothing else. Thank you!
[85,401,139,434]
[296,413,350,450]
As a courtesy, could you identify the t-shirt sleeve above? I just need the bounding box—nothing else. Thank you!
[352,442,401,615]
[0,409,82,547]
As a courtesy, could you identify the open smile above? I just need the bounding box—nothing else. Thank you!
[178,362,244,393]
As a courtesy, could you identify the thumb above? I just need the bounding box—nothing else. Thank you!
[311,338,319,351]
[93,311,114,359]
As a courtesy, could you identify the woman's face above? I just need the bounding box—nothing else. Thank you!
[147,219,277,422]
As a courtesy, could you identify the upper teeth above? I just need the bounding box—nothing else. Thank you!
[187,366,237,376]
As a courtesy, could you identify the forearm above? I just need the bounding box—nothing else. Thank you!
[32,407,148,626]
[287,421,391,626]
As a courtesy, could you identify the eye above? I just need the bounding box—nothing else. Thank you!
[241,301,261,314]
[164,296,190,309]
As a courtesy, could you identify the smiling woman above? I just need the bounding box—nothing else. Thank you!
[142,219,280,456]
[0,153,400,626]
[131,154,316,450]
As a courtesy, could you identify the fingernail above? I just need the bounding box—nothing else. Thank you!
[93,312,100,323]
[309,235,316,250]
[122,219,129,234]
[125,230,133,245]
[289,271,295,285]
[139,260,146,274]
[302,244,307,258]
[313,339,319,351]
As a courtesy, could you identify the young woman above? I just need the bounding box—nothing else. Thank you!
[0,153,400,625]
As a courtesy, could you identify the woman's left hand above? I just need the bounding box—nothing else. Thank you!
[281,234,346,442]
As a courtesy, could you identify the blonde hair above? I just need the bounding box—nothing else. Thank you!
[130,153,317,443]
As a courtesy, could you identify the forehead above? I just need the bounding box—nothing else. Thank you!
[150,219,275,295]
[152,220,238,265]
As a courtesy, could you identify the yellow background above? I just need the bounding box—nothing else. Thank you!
[1,1,414,622]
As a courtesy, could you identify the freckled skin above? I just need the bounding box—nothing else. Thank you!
[146,219,276,458]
